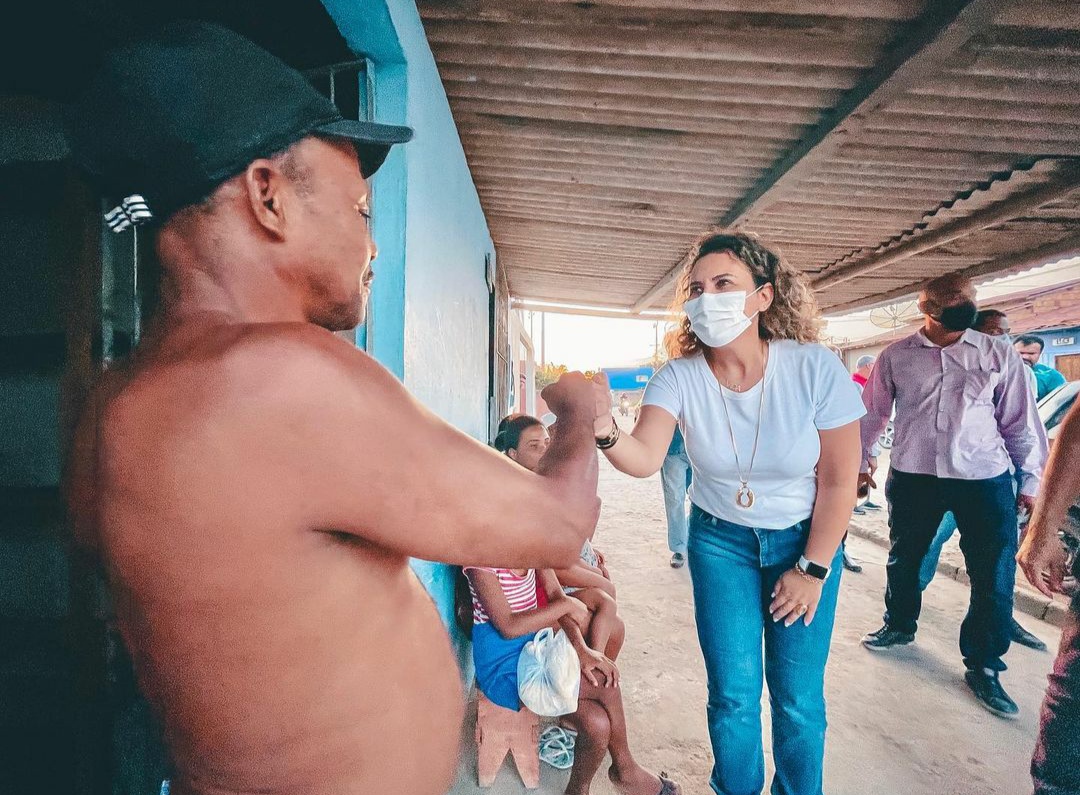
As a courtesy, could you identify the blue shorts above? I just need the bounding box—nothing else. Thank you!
[472,621,532,710]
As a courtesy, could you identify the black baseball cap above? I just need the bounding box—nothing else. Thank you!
[65,21,413,224]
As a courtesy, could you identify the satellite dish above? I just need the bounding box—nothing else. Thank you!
[869,301,920,329]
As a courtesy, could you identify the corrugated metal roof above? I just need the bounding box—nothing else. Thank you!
[418,0,1080,314]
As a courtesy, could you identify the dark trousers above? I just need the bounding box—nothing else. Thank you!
[884,469,1017,671]
[1032,557,1080,795]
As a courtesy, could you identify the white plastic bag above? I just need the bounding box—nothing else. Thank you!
[517,628,581,717]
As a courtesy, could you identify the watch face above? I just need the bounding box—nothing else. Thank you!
[800,557,829,579]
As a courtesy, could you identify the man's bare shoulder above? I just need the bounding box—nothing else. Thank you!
[222,322,402,406]
[124,322,388,401]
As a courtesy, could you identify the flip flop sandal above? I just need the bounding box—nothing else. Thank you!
[657,771,682,795]
[538,725,576,770]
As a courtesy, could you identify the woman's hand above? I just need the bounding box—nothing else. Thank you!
[578,646,620,688]
[769,568,825,627]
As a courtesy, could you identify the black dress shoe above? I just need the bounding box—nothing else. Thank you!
[842,550,863,573]
[1011,618,1048,651]
[861,625,915,651]
[965,669,1019,719]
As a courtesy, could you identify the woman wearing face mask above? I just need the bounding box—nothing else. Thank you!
[592,232,864,795]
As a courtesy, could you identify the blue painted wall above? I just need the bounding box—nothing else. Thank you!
[1030,326,1080,368]
[321,0,495,674]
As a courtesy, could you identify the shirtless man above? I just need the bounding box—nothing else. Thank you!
[64,23,600,795]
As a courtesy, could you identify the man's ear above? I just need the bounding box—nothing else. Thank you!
[243,159,289,240]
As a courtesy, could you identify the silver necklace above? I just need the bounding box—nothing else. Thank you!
[717,344,769,509]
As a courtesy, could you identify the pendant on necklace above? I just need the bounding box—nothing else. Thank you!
[736,481,755,509]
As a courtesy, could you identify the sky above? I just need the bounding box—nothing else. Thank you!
[536,256,1080,371]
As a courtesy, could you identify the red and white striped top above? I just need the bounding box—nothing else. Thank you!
[464,567,538,625]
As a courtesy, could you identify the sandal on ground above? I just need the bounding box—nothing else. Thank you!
[538,725,576,770]
[657,772,681,795]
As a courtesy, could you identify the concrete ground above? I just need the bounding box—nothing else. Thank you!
[449,448,1061,795]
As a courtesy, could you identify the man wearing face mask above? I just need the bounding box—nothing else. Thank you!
[859,274,1048,719]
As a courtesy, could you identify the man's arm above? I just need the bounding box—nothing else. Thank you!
[249,326,599,569]
[995,347,1049,498]
[1018,399,1080,596]
[858,349,895,472]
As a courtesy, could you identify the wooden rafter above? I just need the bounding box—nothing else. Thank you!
[630,0,1014,312]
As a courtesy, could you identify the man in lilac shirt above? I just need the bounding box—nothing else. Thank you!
[858,274,1048,718]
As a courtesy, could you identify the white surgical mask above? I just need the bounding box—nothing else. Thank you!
[684,285,764,348]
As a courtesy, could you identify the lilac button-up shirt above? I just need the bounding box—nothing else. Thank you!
[860,329,1048,496]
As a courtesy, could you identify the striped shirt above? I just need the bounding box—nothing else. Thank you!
[464,567,538,625]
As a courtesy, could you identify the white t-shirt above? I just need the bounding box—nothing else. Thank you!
[643,340,866,529]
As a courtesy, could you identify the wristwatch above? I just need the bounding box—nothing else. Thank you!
[595,418,621,450]
[797,555,830,581]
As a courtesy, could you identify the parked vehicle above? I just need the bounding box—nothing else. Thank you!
[1038,380,1079,440]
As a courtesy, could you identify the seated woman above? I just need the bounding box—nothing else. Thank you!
[497,414,625,661]
[484,413,679,795]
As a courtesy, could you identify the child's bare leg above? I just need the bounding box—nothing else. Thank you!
[577,588,619,656]
[563,697,611,795]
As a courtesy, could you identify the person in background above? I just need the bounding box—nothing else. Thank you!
[976,309,1038,396]
[915,308,1047,650]
[1015,334,1068,401]
[859,274,1048,718]
[851,354,884,515]
[839,353,880,574]
[851,354,875,390]
[975,308,1011,338]
[661,426,692,569]
[1018,399,1080,794]
[488,413,680,795]
[593,231,864,795]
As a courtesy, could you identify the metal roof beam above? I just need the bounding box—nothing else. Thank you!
[821,232,1080,316]
[813,163,1080,290]
[630,0,1013,312]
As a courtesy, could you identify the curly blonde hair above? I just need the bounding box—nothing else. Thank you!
[670,230,823,358]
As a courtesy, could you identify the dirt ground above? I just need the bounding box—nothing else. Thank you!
[448,444,1062,795]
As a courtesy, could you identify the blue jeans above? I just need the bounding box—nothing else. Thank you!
[661,450,692,554]
[884,469,1017,671]
[918,511,957,590]
[688,506,843,795]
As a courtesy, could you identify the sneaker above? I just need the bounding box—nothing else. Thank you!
[965,669,1019,719]
[1011,619,1048,651]
[852,506,867,516]
[863,500,883,511]
[670,552,686,569]
[842,550,863,574]
[861,625,915,651]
